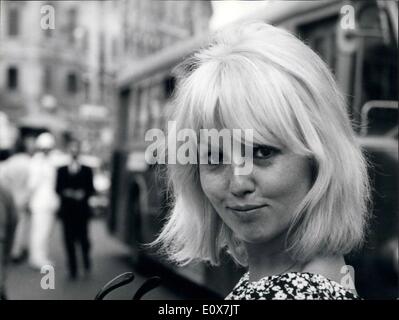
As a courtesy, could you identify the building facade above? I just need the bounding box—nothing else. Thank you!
[0,0,212,160]
[0,1,116,158]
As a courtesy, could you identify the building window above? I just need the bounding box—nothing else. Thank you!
[43,1,54,38]
[297,15,338,73]
[66,72,78,94]
[82,29,89,52]
[112,37,118,59]
[84,80,90,101]
[7,67,19,90]
[66,8,77,44]
[8,7,20,36]
[44,24,54,38]
[43,66,52,92]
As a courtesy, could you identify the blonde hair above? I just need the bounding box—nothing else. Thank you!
[152,22,370,266]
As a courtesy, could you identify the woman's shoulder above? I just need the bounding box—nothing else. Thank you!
[225,271,361,300]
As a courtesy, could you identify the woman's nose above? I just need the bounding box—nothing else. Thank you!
[228,166,255,197]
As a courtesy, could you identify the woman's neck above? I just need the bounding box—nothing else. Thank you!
[245,236,347,284]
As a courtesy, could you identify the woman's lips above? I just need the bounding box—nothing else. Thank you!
[227,204,269,213]
[227,204,269,211]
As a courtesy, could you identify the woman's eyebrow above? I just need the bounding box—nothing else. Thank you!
[252,141,282,148]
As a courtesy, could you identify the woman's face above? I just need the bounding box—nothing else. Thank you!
[199,143,313,245]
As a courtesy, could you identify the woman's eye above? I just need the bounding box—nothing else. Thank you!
[253,145,279,159]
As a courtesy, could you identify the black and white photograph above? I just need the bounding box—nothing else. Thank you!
[0,0,397,308]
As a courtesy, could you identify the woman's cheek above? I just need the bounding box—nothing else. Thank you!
[254,160,296,196]
[256,156,311,200]
[199,168,227,202]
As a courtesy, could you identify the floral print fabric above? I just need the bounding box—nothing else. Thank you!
[226,272,360,300]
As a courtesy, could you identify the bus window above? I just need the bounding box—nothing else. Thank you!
[359,5,397,105]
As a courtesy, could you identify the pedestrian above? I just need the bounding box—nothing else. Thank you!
[0,182,17,299]
[28,132,60,269]
[55,139,95,280]
[0,135,36,263]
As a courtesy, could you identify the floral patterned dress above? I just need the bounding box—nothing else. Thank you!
[225,272,361,300]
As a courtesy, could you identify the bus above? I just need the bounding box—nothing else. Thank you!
[110,0,398,299]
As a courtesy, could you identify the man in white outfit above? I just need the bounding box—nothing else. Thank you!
[0,136,36,262]
[28,133,60,269]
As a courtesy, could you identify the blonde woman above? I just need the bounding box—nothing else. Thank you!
[153,22,370,300]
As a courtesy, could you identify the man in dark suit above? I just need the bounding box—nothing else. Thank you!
[56,139,95,280]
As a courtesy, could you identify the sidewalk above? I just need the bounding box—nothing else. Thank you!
[7,218,186,300]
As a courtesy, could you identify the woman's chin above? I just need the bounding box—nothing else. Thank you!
[236,232,276,245]
[235,227,288,247]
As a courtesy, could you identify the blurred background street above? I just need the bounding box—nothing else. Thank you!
[7,218,187,300]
